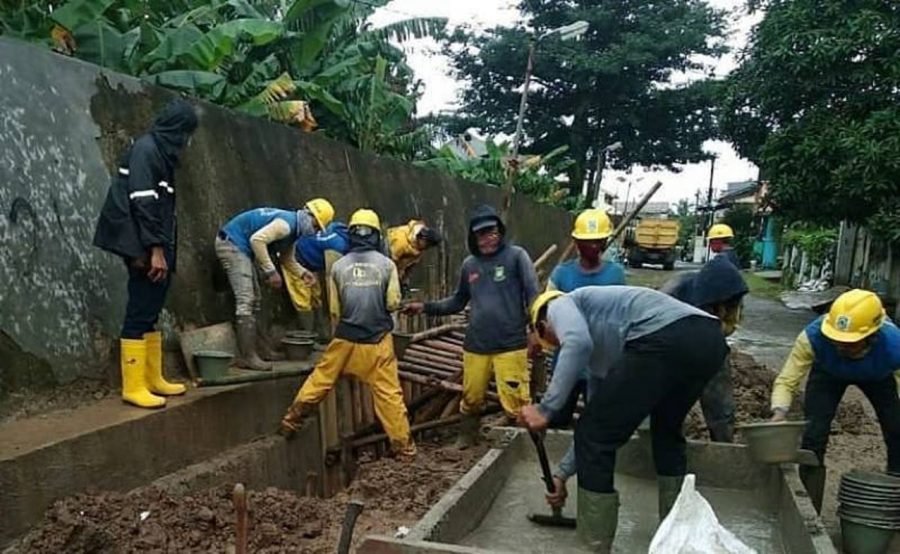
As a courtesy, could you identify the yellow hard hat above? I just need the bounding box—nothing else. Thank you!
[572,209,613,240]
[305,198,335,229]
[530,290,565,349]
[349,208,381,230]
[707,223,734,240]
[821,289,885,343]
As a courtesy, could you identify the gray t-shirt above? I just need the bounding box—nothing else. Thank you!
[539,286,715,416]
[332,249,399,344]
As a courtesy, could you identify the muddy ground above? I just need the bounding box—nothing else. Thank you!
[0,379,113,426]
[11,440,489,554]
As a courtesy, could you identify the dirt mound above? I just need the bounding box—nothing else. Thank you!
[14,441,489,554]
[685,350,878,439]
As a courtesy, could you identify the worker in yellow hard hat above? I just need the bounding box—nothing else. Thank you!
[770,289,900,510]
[216,198,335,370]
[520,287,727,550]
[543,209,626,510]
[281,209,416,459]
[386,219,443,291]
[707,223,740,267]
[548,209,625,292]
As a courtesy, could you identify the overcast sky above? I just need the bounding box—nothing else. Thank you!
[370,0,762,204]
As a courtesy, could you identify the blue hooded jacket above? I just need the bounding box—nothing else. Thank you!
[294,222,350,271]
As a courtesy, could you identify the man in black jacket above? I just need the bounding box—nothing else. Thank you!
[94,99,198,409]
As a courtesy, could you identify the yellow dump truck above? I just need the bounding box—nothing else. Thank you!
[627,218,680,270]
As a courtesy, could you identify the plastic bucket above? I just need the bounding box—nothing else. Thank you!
[286,329,318,341]
[736,420,806,463]
[282,338,314,361]
[841,517,895,554]
[194,350,233,380]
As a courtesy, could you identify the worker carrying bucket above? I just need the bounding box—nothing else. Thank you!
[404,205,541,449]
[520,287,728,552]
[216,199,335,370]
[280,209,416,459]
[770,289,900,510]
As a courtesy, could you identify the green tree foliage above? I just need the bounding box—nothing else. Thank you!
[783,224,839,267]
[445,0,727,203]
[416,140,578,208]
[0,0,446,156]
[720,1,900,232]
[671,198,699,252]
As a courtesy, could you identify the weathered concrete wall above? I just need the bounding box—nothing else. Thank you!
[0,38,573,392]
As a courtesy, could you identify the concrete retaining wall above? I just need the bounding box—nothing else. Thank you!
[0,37,573,393]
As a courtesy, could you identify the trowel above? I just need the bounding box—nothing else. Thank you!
[527,431,577,528]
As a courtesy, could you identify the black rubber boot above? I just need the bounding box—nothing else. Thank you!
[657,474,685,522]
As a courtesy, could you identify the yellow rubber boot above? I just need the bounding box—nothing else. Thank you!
[144,331,186,396]
[120,339,166,409]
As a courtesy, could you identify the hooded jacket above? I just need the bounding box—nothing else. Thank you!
[660,255,748,336]
[93,99,198,267]
[424,205,540,354]
[294,222,350,272]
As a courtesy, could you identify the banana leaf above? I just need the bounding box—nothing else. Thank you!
[50,0,116,31]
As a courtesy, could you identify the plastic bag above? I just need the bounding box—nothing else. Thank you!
[648,474,757,554]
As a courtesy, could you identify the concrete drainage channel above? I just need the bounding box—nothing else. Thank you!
[359,429,838,554]
[0,375,320,549]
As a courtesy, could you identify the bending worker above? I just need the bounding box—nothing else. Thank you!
[281,209,415,458]
[386,219,443,291]
[659,255,748,442]
[771,289,900,510]
[707,223,740,268]
[521,287,727,552]
[93,99,198,409]
[405,205,540,449]
[545,208,625,495]
[216,200,334,370]
[286,221,351,335]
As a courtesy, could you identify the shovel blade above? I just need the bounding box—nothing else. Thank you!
[527,512,577,528]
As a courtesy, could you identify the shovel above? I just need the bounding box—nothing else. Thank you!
[527,431,577,528]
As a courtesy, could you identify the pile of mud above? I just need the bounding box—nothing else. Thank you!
[685,350,880,440]
[14,442,488,553]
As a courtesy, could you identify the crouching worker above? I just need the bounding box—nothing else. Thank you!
[93,99,198,409]
[659,255,748,442]
[770,289,900,510]
[280,209,416,458]
[521,287,728,552]
[387,219,443,291]
[216,199,334,370]
[284,221,350,334]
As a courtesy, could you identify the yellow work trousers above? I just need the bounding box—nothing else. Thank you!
[284,270,322,312]
[294,334,412,452]
[461,349,531,417]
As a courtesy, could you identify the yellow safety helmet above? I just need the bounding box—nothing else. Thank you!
[305,198,335,229]
[530,290,565,349]
[707,223,734,240]
[571,209,613,240]
[348,208,381,230]
[821,289,886,343]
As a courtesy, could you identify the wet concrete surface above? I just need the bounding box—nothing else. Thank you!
[459,456,786,553]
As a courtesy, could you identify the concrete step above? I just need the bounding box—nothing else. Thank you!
[0,373,313,547]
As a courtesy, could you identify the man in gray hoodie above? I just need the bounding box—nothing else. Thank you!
[405,205,540,448]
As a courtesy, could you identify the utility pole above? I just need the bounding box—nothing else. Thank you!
[706,157,717,230]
